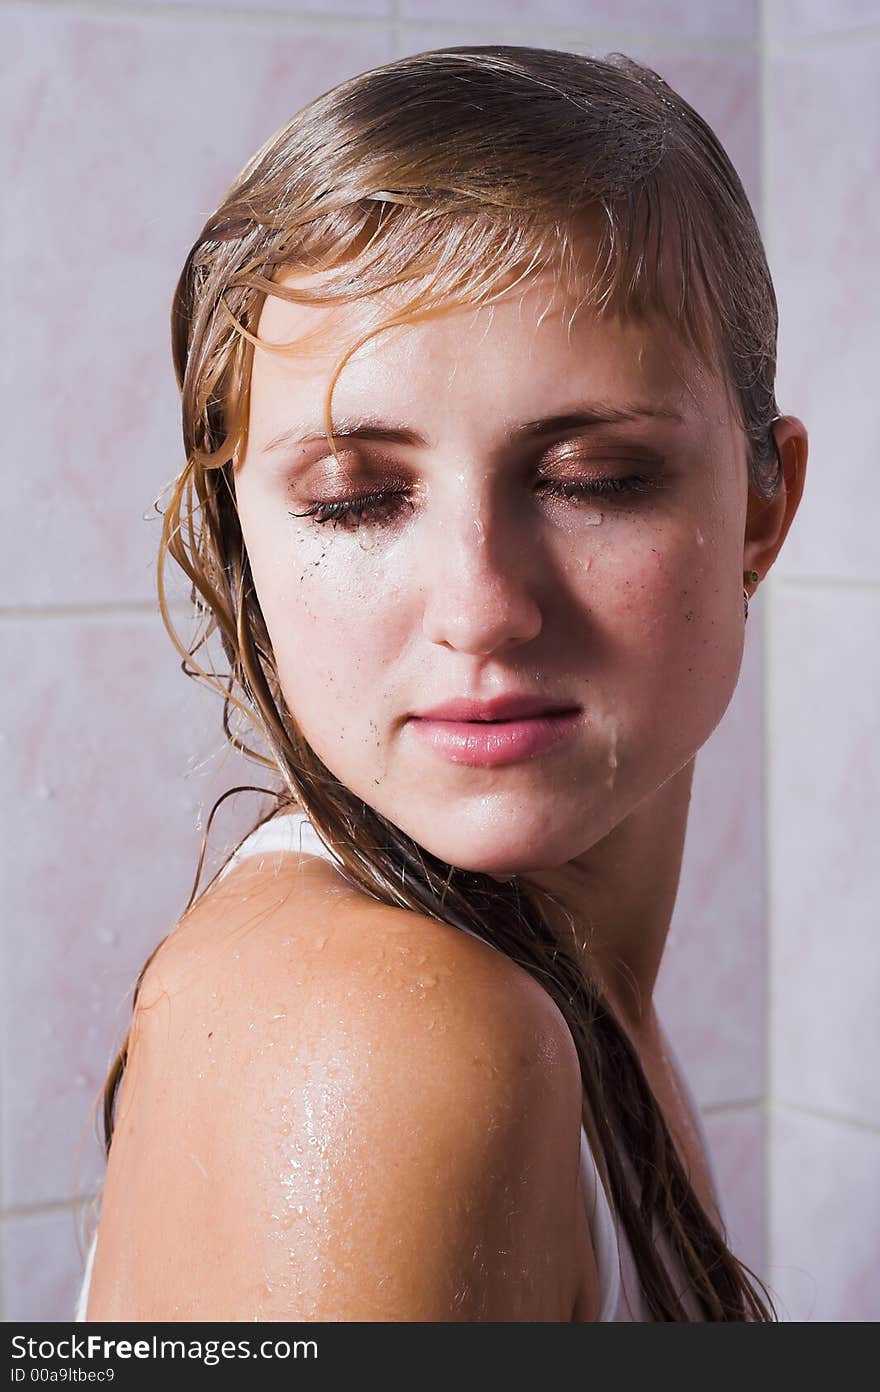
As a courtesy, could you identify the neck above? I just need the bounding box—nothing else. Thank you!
[519,760,696,1044]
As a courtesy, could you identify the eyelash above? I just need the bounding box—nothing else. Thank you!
[288,474,662,531]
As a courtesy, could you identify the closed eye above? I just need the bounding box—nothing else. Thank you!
[288,474,663,531]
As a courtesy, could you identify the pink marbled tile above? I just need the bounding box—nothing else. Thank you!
[766,36,880,583]
[1,613,272,1208]
[765,0,880,41]
[656,604,766,1108]
[2,5,392,607]
[768,585,880,1128]
[769,1107,880,1322]
[1,1202,97,1323]
[702,1106,766,1283]
[398,0,758,40]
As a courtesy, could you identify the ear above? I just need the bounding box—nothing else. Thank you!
[742,416,809,585]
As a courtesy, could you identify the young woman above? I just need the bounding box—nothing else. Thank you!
[76,45,807,1321]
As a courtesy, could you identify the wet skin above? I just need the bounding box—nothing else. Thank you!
[235,267,807,1030]
[82,270,806,1321]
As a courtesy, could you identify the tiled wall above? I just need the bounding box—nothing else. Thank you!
[763,1,880,1322]
[1,0,871,1323]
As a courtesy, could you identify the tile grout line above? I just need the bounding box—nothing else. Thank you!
[772,1099,880,1137]
[700,1099,764,1118]
[5,0,759,54]
[1,1194,99,1221]
[776,576,880,592]
[0,602,193,621]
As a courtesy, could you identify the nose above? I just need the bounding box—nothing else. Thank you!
[419,498,543,655]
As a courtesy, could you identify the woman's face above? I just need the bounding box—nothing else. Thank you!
[234,268,749,876]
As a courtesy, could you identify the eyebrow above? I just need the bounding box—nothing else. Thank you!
[259,401,686,455]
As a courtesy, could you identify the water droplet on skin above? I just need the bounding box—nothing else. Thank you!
[695,528,705,546]
[598,712,620,793]
[583,556,592,572]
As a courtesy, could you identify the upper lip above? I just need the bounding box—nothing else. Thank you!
[411,694,580,722]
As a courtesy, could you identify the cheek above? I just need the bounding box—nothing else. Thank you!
[257,540,404,746]
[237,466,405,671]
[561,523,695,637]
[574,523,745,748]
[586,507,738,638]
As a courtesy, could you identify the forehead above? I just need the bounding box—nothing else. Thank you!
[249,265,727,429]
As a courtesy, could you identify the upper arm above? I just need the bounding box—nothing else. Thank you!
[85,876,586,1321]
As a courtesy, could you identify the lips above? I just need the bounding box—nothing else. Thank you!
[412,694,580,722]
[407,707,582,766]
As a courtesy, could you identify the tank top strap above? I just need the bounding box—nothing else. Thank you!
[74,1230,98,1322]
[578,1120,629,1318]
[218,808,349,880]
[659,1025,726,1228]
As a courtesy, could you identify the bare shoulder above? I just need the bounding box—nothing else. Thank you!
[85,854,587,1321]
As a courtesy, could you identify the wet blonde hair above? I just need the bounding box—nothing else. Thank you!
[100,45,781,1320]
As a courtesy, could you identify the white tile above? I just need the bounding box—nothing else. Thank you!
[766,38,880,582]
[769,1107,880,1321]
[769,586,880,1127]
[1,613,268,1206]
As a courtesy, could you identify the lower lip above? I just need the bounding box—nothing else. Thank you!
[407,710,581,766]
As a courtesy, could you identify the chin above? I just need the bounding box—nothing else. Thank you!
[446,843,560,879]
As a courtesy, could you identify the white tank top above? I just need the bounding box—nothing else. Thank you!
[75,810,724,1322]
